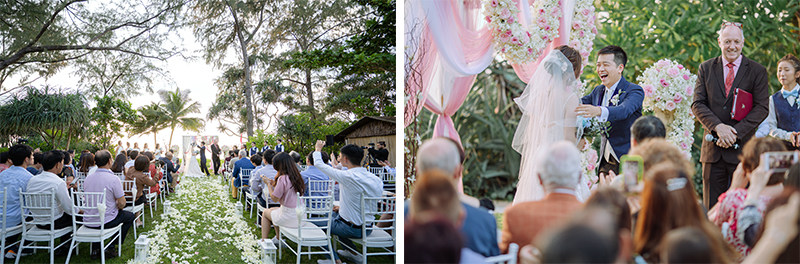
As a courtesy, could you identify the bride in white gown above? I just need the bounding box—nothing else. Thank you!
[512,47,592,204]
[182,143,205,178]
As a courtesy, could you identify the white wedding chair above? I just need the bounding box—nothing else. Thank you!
[121,179,144,237]
[237,169,252,202]
[368,167,383,175]
[65,190,123,264]
[15,189,73,264]
[335,195,396,264]
[278,194,335,264]
[1,187,23,264]
[485,243,519,264]
[141,172,159,219]
[113,172,125,181]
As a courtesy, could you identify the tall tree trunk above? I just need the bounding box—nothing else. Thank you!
[168,125,176,153]
[230,7,254,139]
[153,132,157,152]
[305,68,316,120]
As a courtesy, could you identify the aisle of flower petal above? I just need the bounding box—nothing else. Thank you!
[129,176,260,264]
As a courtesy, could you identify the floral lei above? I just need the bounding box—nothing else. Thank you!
[483,0,562,64]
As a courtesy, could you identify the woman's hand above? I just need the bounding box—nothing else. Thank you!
[747,163,773,200]
[729,163,748,190]
[518,245,542,264]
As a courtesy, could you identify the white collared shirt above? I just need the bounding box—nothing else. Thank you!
[758,83,800,141]
[313,151,383,226]
[598,78,622,122]
[549,188,578,198]
[26,171,76,222]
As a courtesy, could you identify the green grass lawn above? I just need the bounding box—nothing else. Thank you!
[14,175,396,264]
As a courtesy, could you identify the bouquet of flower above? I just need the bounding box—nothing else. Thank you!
[638,59,698,158]
[580,140,599,187]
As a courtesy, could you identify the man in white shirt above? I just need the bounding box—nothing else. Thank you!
[124,150,138,170]
[312,140,383,264]
[25,150,82,256]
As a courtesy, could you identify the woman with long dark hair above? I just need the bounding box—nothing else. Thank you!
[111,153,127,174]
[79,152,97,175]
[260,153,306,244]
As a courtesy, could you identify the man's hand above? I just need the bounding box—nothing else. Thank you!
[332,205,340,212]
[714,123,738,148]
[792,132,800,147]
[729,163,748,190]
[575,105,602,118]
[315,140,325,152]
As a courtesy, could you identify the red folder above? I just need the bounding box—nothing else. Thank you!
[731,88,752,121]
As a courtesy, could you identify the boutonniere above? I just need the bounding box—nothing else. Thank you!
[610,93,621,106]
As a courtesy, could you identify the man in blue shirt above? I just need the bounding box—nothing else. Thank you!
[26,153,43,176]
[231,150,255,198]
[1,144,34,258]
[301,151,331,196]
[260,141,270,153]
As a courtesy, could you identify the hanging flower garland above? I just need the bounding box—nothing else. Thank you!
[483,0,561,64]
[568,0,597,75]
[638,59,698,159]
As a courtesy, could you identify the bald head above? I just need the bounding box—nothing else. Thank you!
[416,138,461,179]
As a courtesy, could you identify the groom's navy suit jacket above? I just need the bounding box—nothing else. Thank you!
[581,76,644,157]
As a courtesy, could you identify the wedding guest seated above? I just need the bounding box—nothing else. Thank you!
[627,138,695,177]
[251,150,278,211]
[83,150,135,259]
[412,137,499,257]
[26,150,82,256]
[501,141,583,254]
[241,153,263,205]
[125,156,157,227]
[0,151,11,173]
[159,152,179,191]
[59,150,76,189]
[633,163,734,263]
[630,115,666,148]
[26,153,43,176]
[312,140,383,264]
[78,152,97,176]
[232,150,254,198]
[111,153,127,174]
[711,137,786,260]
[124,150,138,169]
[405,217,463,264]
[259,153,305,246]
[0,144,34,259]
[142,151,163,195]
[658,227,731,264]
[409,170,483,264]
[289,151,303,171]
[302,151,331,196]
[534,208,620,264]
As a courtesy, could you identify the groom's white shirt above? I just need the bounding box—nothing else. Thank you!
[598,79,621,162]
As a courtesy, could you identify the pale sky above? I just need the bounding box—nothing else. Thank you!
[6,28,263,153]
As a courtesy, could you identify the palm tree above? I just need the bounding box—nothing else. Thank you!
[130,102,168,150]
[158,87,204,149]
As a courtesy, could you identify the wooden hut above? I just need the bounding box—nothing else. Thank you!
[334,116,396,167]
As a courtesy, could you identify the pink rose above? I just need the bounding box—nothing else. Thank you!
[581,51,590,59]
[511,36,519,44]
[544,25,551,31]
[665,101,676,111]
[588,150,598,164]
[677,64,684,70]
[570,40,581,50]
[501,8,511,19]
[685,86,694,96]
[588,163,596,171]
[500,33,510,42]
[667,68,680,78]
[491,0,498,7]
[542,34,550,41]
[551,7,560,16]
[507,16,515,24]
[521,34,530,44]
[505,30,513,37]
[680,142,689,149]
[682,74,690,80]
[573,22,581,30]
[537,16,547,26]
[673,92,682,103]
[528,47,534,55]
[538,8,546,15]
[643,84,656,97]
[558,0,563,7]
[684,130,692,137]
[501,47,506,53]
[581,8,590,16]
[485,16,491,23]
[657,60,670,68]
[578,30,585,38]
[526,31,531,37]
[660,78,670,87]
[591,27,597,34]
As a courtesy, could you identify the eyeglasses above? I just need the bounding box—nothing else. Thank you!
[721,21,742,29]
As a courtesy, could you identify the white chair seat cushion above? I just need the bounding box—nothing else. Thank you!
[350,230,394,247]
[281,223,329,246]
[73,224,122,242]
[2,224,23,238]
[23,226,73,241]
[123,204,144,212]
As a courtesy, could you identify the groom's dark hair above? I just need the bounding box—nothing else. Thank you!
[598,45,627,69]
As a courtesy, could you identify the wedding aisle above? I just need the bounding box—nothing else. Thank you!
[133,176,260,264]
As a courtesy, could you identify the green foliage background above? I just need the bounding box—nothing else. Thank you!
[415,0,800,200]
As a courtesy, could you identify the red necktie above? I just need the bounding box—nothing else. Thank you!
[725,63,735,96]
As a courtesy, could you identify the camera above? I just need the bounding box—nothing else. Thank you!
[17,138,28,144]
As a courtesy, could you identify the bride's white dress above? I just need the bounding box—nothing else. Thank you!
[512,50,592,204]
[182,151,205,178]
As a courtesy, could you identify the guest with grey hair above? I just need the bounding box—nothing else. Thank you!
[406,137,501,258]
[231,149,255,199]
[500,141,584,254]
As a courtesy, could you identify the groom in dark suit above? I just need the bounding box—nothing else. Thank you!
[692,21,769,208]
[210,139,221,175]
[576,45,644,176]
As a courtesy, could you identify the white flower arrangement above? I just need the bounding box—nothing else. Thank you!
[568,0,597,75]
[483,0,561,64]
[638,59,698,159]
